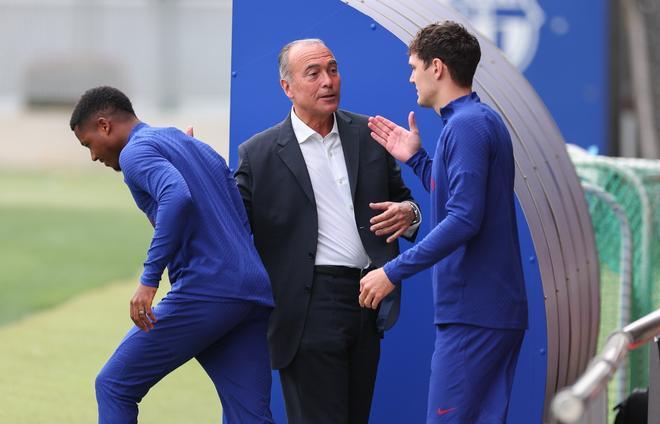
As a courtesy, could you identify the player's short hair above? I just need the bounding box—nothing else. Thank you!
[69,86,136,130]
[408,21,481,88]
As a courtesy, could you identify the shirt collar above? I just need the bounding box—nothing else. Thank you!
[290,107,338,144]
[128,121,149,141]
[440,92,480,124]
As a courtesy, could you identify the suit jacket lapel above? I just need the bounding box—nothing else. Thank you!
[276,115,316,205]
[336,110,359,200]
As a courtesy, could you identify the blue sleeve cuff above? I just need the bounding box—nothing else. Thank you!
[139,274,160,288]
[405,149,428,168]
[383,261,403,286]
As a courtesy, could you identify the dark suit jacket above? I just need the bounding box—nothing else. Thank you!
[235,109,417,369]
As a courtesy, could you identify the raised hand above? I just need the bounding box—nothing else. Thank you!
[368,112,421,162]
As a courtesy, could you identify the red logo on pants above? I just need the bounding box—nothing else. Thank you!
[437,407,455,416]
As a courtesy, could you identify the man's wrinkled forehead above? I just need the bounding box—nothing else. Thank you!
[303,57,338,73]
[290,43,335,69]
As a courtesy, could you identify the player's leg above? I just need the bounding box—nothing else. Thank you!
[426,324,524,423]
[95,297,241,423]
[469,326,524,422]
[195,302,274,424]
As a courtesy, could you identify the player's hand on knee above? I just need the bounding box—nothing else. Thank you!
[130,283,158,332]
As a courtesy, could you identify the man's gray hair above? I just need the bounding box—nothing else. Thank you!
[278,38,327,82]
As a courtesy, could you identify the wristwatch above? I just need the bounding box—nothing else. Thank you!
[404,201,421,225]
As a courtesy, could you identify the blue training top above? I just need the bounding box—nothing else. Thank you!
[383,93,527,330]
[119,122,274,307]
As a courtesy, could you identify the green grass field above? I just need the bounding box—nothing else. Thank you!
[0,280,222,423]
[0,170,222,422]
[0,170,152,325]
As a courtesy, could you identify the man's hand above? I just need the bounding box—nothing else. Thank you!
[369,201,415,243]
[368,112,421,162]
[130,283,158,332]
[359,268,396,309]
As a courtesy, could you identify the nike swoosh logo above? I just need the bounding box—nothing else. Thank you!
[437,407,456,416]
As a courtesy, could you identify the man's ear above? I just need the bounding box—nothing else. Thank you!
[97,116,111,135]
[280,79,293,100]
[432,58,444,80]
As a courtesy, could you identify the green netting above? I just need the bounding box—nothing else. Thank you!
[618,159,660,311]
[568,147,659,395]
[581,186,629,409]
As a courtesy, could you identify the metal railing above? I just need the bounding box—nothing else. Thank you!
[552,309,660,423]
[581,182,633,404]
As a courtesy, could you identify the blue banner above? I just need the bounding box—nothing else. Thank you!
[443,0,609,153]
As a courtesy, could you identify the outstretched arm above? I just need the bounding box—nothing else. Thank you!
[360,124,490,308]
[384,124,489,282]
[368,112,421,162]
[369,112,433,192]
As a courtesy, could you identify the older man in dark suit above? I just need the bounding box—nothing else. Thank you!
[235,39,420,424]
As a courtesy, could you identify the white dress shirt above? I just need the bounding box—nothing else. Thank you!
[291,109,371,269]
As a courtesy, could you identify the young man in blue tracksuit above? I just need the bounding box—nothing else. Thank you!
[70,86,274,423]
[360,22,528,422]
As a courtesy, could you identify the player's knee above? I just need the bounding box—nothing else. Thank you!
[95,362,129,401]
[95,368,113,398]
[95,359,150,405]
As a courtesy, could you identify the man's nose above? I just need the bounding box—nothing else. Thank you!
[91,151,98,161]
[320,71,333,87]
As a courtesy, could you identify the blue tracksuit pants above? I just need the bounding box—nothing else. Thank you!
[95,296,273,423]
[427,324,524,423]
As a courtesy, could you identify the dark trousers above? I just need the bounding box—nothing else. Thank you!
[279,271,381,424]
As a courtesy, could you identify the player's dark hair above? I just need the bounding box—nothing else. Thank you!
[408,21,481,88]
[69,86,136,130]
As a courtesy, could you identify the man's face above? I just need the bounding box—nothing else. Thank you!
[74,119,123,171]
[408,53,438,108]
[281,43,340,121]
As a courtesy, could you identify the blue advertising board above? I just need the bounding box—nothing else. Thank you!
[442,0,609,153]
